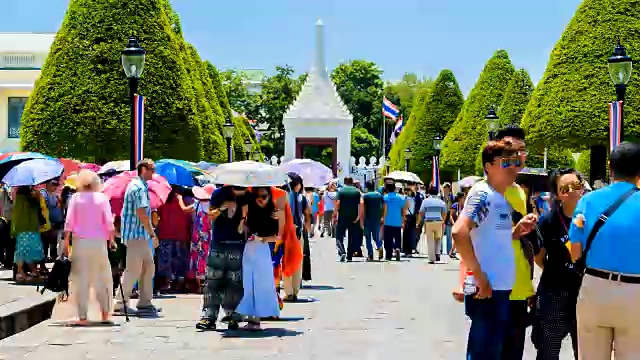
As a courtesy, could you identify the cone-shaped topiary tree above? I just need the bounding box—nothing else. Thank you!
[410,69,464,180]
[498,69,534,126]
[440,50,515,174]
[387,84,433,171]
[576,150,591,178]
[20,0,207,162]
[521,0,640,148]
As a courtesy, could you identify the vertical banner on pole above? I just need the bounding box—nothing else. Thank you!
[432,156,440,193]
[609,100,623,152]
[133,94,146,164]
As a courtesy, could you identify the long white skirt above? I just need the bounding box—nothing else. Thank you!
[236,240,280,318]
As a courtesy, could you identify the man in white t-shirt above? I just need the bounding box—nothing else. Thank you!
[452,140,537,360]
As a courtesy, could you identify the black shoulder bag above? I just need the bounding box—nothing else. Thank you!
[575,187,638,287]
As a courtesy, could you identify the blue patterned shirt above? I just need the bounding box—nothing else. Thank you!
[121,177,152,245]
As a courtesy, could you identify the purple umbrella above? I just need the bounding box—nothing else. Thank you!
[279,159,334,188]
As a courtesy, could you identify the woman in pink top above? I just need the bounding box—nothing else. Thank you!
[62,170,116,325]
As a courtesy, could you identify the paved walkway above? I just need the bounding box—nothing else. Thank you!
[0,236,575,359]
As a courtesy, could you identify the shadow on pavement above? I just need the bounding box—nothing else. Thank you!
[153,294,177,299]
[49,320,121,328]
[283,297,316,303]
[221,328,303,338]
[260,316,304,322]
[301,284,343,291]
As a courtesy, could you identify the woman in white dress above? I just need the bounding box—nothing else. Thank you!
[236,186,284,330]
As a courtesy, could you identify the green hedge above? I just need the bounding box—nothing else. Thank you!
[498,69,534,126]
[521,0,640,148]
[440,50,515,174]
[20,0,209,162]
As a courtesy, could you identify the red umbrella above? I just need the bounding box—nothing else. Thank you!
[102,170,172,216]
[59,158,82,179]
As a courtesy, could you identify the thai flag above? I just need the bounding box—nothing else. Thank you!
[389,115,404,144]
[609,100,623,152]
[432,155,440,193]
[382,97,399,120]
[133,94,145,164]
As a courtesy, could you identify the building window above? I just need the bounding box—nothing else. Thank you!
[8,97,28,139]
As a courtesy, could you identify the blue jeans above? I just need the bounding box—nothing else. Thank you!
[363,223,381,256]
[465,290,511,360]
[445,224,453,253]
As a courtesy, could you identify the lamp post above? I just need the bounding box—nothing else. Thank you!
[385,156,390,175]
[485,106,500,141]
[607,38,633,143]
[121,35,146,171]
[222,117,235,163]
[432,133,443,156]
[404,148,412,171]
[243,139,253,160]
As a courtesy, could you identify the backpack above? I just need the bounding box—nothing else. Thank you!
[38,258,71,300]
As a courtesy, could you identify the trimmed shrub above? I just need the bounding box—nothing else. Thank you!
[521,0,640,148]
[410,69,464,181]
[498,69,534,126]
[21,0,205,162]
[440,50,515,174]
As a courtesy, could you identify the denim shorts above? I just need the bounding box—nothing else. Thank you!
[465,290,511,360]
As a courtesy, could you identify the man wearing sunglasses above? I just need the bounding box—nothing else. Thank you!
[453,139,537,360]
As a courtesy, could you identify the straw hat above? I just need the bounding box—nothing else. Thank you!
[192,184,216,200]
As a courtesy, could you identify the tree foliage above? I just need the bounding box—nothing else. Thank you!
[331,60,384,135]
[218,68,257,116]
[245,66,306,157]
[387,84,433,171]
[440,50,515,174]
[20,0,226,162]
[499,69,534,126]
[385,73,434,120]
[411,69,464,176]
[576,150,591,177]
[351,127,380,160]
[521,0,640,148]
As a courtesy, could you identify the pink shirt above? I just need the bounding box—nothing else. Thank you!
[64,192,115,240]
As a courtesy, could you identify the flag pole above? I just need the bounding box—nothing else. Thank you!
[382,113,386,174]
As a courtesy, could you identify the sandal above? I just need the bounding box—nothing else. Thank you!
[228,319,240,330]
[242,322,262,331]
[66,319,89,327]
[15,273,33,283]
[195,318,216,330]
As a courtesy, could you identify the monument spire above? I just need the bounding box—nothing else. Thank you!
[314,19,327,79]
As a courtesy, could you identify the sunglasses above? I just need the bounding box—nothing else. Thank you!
[500,156,522,168]
[559,181,584,194]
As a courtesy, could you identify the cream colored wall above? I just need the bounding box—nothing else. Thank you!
[0,88,32,152]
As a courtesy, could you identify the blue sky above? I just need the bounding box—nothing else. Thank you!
[0,0,582,94]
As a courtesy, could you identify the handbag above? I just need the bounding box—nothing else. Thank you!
[574,186,638,285]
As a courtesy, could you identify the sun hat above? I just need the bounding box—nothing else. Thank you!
[192,184,216,200]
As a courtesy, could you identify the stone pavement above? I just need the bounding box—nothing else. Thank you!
[0,236,575,359]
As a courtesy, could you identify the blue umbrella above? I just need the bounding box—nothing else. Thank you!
[2,158,64,186]
[0,152,54,180]
[155,159,198,187]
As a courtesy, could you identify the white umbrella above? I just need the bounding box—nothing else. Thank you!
[278,159,334,188]
[97,160,131,175]
[457,176,483,188]
[208,161,289,187]
[385,171,423,184]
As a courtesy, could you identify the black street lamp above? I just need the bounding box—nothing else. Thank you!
[485,106,500,140]
[385,156,390,175]
[404,148,412,171]
[222,117,235,163]
[243,139,253,160]
[608,38,633,142]
[121,35,146,171]
[432,133,443,156]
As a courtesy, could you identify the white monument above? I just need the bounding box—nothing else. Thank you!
[283,20,353,178]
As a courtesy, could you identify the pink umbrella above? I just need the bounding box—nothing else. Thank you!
[80,163,101,172]
[102,170,172,216]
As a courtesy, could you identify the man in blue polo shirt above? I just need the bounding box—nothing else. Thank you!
[569,142,640,359]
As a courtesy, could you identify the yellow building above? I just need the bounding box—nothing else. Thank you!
[0,33,55,152]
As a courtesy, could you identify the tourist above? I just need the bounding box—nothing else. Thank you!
[62,169,115,325]
[417,186,446,264]
[305,187,318,237]
[321,182,337,237]
[402,185,417,257]
[283,174,310,300]
[114,159,160,316]
[412,182,425,254]
[0,184,13,269]
[382,182,406,261]
[570,143,640,360]
[197,185,249,330]
[156,186,193,293]
[494,126,536,360]
[40,179,63,262]
[447,192,464,259]
[11,186,45,283]
[188,185,214,293]
[529,168,582,359]
[441,182,455,255]
[362,180,383,261]
[237,186,285,330]
[333,176,362,262]
[452,140,537,360]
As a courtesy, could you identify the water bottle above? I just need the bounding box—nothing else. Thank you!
[463,270,477,296]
